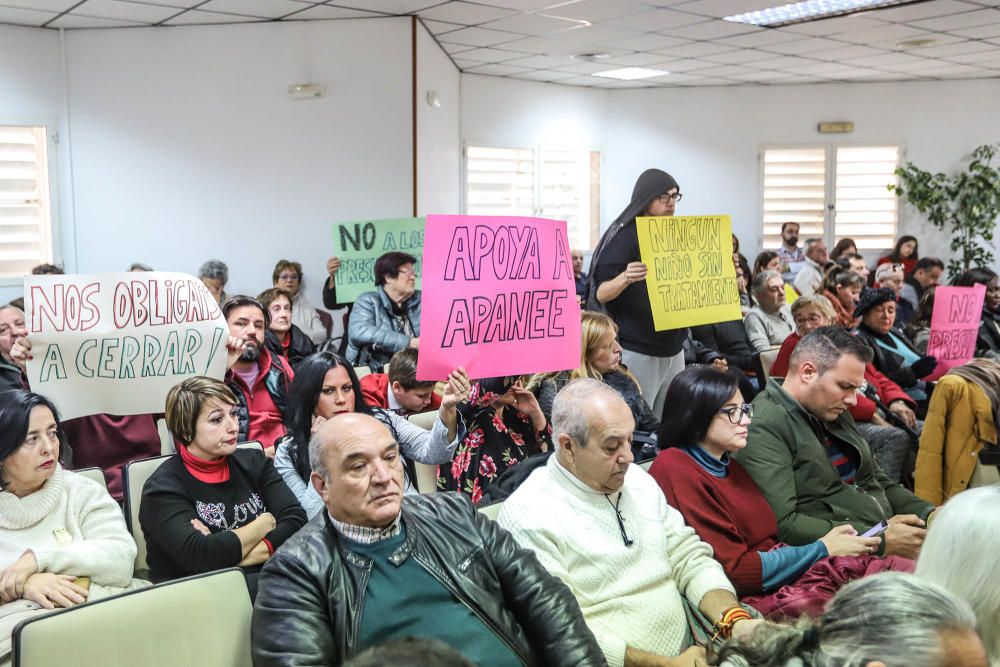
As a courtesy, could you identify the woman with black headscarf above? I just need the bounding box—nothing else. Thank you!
[588,169,687,416]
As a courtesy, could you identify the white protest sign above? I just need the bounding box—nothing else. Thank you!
[24,272,229,420]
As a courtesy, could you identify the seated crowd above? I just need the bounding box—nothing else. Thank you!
[1,205,999,667]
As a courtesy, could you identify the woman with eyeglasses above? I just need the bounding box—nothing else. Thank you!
[271,259,327,347]
[588,169,688,419]
[346,251,421,372]
[649,367,911,618]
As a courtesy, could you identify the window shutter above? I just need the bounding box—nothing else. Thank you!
[0,126,53,277]
[539,147,591,251]
[761,147,827,251]
[834,146,899,251]
[465,146,535,217]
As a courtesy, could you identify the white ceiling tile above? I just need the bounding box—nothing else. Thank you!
[421,18,464,33]
[807,44,888,62]
[596,32,690,51]
[652,40,738,58]
[715,28,805,48]
[555,60,628,73]
[764,75,825,83]
[473,0,569,10]
[780,15,888,36]
[286,5,387,19]
[452,57,480,67]
[918,62,993,75]
[867,0,984,22]
[835,24,939,45]
[501,53,573,68]
[114,0,204,5]
[671,0,782,19]
[439,41,475,54]
[603,51,673,66]
[48,13,143,26]
[689,63,756,77]
[725,69,793,81]
[554,75,602,86]
[783,62,869,76]
[646,57,716,71]
[662,18,759,40]
[947,22,1000,39]
[761,37,848,55]
[493,35,570,52]
[197,0,308,19]
[911,8,1000,31]
[0,5,58,25]
[449,45,528,61]
[328,0,440,13]
[545,23,641,44]
[0,0,78,10]
[508,68,578,81]
[480,12,587,35]
[162,8,262,23]
[749,55,826,70]
[945,48,1000,64]
[71,0,180,22]
[602,8,708,31]
[913,39,998,58]
[417,1,516,25]
[439,25,522,46]
[700,47,777,64]
[675,76,739,85]
[462,62,533,75]
[547,0,650,22]
[878,59,953,72]
[843,51,930,66]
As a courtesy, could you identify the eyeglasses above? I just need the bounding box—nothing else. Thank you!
[657,192,683,204]
[717,403,753,424]
[277,273,300,282]
[605,493,633,547]
[396,266,416,277]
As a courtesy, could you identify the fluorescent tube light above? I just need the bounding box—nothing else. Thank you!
[592,67,669,81]
[724,0,920,27]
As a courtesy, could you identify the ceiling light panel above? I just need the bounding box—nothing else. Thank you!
[724,0,922,28]
[592,66,670,80]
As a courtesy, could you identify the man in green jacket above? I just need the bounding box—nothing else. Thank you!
[736,326,935,560]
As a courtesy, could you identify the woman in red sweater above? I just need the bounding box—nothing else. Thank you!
[649,367,911,618]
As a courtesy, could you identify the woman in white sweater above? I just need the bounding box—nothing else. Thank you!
[0,391,143,663]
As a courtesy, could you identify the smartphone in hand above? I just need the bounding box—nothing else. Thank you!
[862,520,889,538]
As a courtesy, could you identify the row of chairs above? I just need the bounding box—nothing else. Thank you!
[13,411,659,665]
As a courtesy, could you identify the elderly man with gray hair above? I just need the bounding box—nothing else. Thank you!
[792,238,828,297]
[497,379,759,667]
[252,412,605,667]
[744,270,795,352]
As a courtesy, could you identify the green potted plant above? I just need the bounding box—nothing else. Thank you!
[888,143,1000,277]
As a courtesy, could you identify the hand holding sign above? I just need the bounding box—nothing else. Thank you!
[24,272,229,420]
[925,284,986,380]
[636,215,742,331]
[416,215,581,381]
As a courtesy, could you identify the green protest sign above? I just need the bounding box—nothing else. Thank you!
[333,218,425,302]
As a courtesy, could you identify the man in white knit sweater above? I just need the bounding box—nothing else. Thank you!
[498,379,759,667]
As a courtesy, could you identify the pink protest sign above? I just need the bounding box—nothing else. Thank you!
[925,284,986,381]
[416,214,581,381]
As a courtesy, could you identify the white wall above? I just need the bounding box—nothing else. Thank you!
[64,17,413,304]
[416,21,461,216]
[605,79,1000,268]
[0,25,67,304]
[462,74,1000,270]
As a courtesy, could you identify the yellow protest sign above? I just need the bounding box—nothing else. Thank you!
[636,214,742,331]
[785,283,800,305]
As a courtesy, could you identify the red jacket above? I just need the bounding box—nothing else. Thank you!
[226,349,294,447]
[771,333,912,421]
[360,372,442,414]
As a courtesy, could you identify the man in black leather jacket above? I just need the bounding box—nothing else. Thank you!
[252,413,606,667]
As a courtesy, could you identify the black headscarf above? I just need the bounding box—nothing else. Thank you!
[586,169,680,311]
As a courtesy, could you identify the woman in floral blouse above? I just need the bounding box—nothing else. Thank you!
[439,375,551,504]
